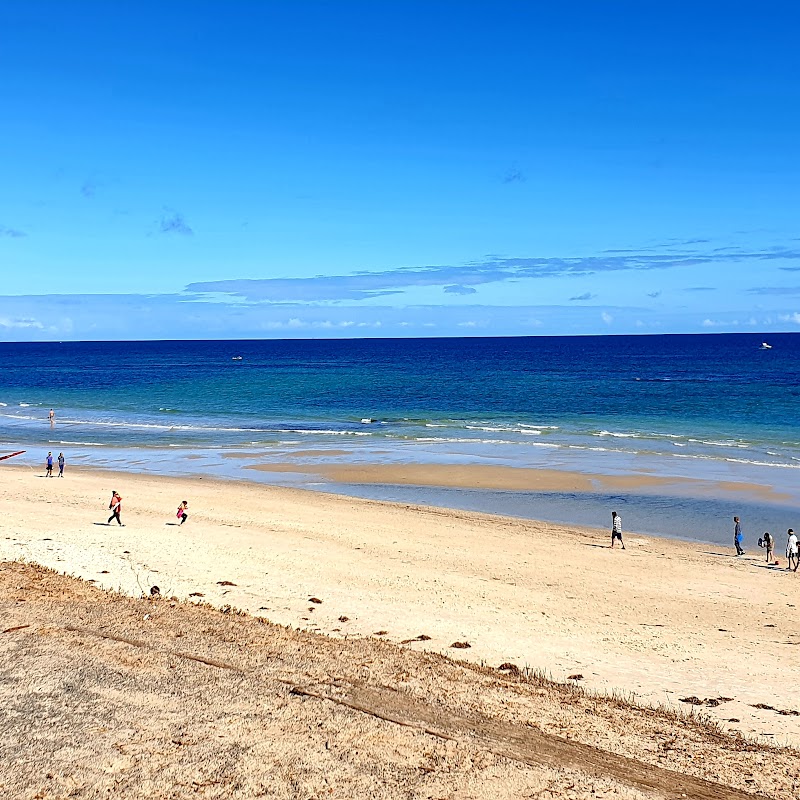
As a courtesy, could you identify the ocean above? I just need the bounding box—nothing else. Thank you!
[1,334,798,544]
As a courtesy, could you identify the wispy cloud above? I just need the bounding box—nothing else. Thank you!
[646,290,662,298]
[443,284,477,295]
[81,180,97,198]
[683,286,717,292]
[0,316,43,329]
[601,311,613,325]
[748,286,800,295]
[503,166,526,184]
[569,292,597,301]
[158,210,194,236]
[0,225,26,238]
[187,244,800,304]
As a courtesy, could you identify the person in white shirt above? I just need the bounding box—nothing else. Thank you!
[611,511,625,550]
[786,529,799,572]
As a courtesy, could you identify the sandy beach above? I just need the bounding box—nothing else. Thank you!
[2,464,798,754]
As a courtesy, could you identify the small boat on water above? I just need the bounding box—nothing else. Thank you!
[231,355,243,361]
[760,342,773,350]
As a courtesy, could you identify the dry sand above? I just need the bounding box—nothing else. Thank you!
[2,561,797,799]
[1,465,798,750]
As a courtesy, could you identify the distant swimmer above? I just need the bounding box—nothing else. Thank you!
[176,500,189,525]
[57,452,65,477]
[787,529,799,572]
[611,510,625,549]
[107,491,124,526]
[45,451,54,477]
[48,408,55,426]
[733,516,745,556]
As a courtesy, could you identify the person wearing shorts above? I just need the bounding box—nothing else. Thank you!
[611,511,625,549]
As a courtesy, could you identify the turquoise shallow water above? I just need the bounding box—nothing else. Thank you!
[1,334,798,545]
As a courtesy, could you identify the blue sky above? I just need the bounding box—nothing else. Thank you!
[1,1,799,340]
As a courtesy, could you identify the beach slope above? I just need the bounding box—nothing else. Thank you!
[2,561,796,799]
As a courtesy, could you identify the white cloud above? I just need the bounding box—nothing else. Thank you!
[702,318,739,328]
[0,317,44,329]
[458,321,478,327]
[601,311,613,325]
[778,312,800,324]
[635,320,645,328]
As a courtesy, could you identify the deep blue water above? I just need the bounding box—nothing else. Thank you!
[1,334,798,543]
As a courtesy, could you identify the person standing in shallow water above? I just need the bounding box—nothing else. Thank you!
[733,516,745,556]
[611,511,625,549]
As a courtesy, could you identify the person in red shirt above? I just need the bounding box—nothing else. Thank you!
[107,491,123,526]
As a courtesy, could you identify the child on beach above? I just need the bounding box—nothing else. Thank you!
[45,451,53,477]
[107,491,123,526]
[57,452,65,477]
[759,531,774,564]
[611,511,625,549]
[176,500,189,525]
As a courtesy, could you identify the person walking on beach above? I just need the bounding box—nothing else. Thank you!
[176,500,189,525]
[45,451,54,477]
[107,491,123,526]
[760,531,774,564]
[733,516,745,556]
[57,452,65,478]
[611,511,625,549]
[787,529,799,572]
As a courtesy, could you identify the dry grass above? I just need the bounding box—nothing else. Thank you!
[2,561,798,799]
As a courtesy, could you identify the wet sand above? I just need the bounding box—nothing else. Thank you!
[246,460,793,504]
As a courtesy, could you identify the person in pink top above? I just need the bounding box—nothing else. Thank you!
[107,491,123,526]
